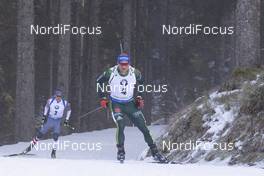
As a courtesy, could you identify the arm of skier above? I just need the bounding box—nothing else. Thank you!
[135,69,145,108]
[64,102,71,126]
[42,99,50,125]
[65,102,71,121]
[43,99,50,117]
[96,68,112,99]
[135,69,144,98]
[96,68,112,108]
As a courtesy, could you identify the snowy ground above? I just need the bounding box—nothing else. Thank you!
[0,125,263,176]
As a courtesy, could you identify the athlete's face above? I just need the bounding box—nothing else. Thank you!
[118,63,129,74]
[56,96,62,102]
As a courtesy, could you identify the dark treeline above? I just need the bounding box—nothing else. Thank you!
[0,0,263,143]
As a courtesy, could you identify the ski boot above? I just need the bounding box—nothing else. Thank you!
[51,149,56,159]
[117,144,125,163]
[150,145,168,163]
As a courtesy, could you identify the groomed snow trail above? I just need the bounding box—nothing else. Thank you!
[0,125,263,176]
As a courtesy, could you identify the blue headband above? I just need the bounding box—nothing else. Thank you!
[117,55,130,63]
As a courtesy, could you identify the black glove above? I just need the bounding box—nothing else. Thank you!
[64,119,69,126]
[41,115,47,125]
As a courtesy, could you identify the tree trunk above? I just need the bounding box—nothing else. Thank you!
[15,0,35,141]
[57,0,71,98]
[261,0,264,64]
[235,0,261,67]
[70,0,83,130]
[133,0,152,124]
[123,0,132,53]
[48,0,59,95]
[85,0,103,131]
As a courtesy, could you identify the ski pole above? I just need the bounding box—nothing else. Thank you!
[79,106,103,120]
[119,39,123,53]
[115,32,123,53]
[63,107,103,131]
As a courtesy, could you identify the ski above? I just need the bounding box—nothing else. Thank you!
[148,160,169,164]
[148,161,168,164]
[3,152,35,157]
[148,160,183,164]
[170,161,183,164]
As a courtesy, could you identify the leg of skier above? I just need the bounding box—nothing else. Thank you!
[126,101,168,163]
[111,103,126,163]
[51,118,61,159]
[51,133,59,158]
[23,117,53,154]
[129,111,154,146]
